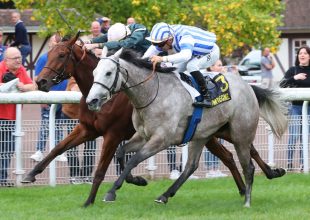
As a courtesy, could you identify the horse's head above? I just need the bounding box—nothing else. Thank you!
[86,49,123,111]
[36,33,82,92]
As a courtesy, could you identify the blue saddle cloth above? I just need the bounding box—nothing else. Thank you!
[180,72,231,144]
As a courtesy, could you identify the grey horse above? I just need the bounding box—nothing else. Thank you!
[86,49,287,207]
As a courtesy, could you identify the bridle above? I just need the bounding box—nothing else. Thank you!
[93,57,159,109]
[43,44,86,84]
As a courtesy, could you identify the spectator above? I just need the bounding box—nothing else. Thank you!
[62,77,97,184]
[0,28,6,62]
[10,11,31,65]
[203,59,228,178]
[127,17,135,25]
[80,21,104,58]
[279,45,310,172]
[261,47,275,89]
[143,22,219,108]
[30,34,68,162]
[97,17,111,34]
[167,145,181,180]
[0,47,36,187]
[83,22,150,54]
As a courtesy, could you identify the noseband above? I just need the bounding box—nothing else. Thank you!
[93,57,159,109]
[93,57,123,96]
[43,44,85,84]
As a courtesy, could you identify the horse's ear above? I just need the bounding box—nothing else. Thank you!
[75,31,81,40]
[68,31,81,46]
[113,48,123,60]
[100,46,108,58]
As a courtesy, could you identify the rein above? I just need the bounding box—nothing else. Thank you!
[93,57,159,109]
[43,44,86,84]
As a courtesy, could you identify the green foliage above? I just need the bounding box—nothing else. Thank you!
[5,0,284,56]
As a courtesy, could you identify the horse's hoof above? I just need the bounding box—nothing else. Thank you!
[21,175,36,183]
[103,192,116,202]
[83,200,94,208]
[126,176,148,186]
[277,168,286,177]
[268,168,286,179]
[133,176,148,186]
[154,195,168,204]
[244,202,251,208]
[239,189,246,196]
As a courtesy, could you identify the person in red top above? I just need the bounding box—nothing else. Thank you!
[0,47,36,187]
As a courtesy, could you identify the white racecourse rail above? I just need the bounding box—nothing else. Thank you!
[0,88,309,187]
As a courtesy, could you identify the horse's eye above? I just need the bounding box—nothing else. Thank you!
[59,53,65,58]
[106,72,112,76]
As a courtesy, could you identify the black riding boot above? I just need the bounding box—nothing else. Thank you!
[190,71,215,108]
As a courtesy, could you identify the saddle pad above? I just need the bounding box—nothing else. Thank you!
[179,72,231,107]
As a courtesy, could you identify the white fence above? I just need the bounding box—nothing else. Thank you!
[0,89,309,187]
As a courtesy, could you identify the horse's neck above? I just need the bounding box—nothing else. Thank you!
[122,66,190,110]
[73,56,97,97]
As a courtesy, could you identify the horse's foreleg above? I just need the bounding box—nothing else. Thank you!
[104,136,165,202]
[22,124,97,183]
[116,132,148,186]
[250,144,286,179]
[155,140,205,204]
[206,137,246,196]
[83,133,119,207]
[85,133,148,206]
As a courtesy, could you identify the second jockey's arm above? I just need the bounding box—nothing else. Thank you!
[151,49,192,64]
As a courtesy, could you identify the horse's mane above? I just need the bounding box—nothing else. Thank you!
[61,37,99,61]
[119,48,176,73]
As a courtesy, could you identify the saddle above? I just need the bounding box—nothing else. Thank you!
[179,72,231,107]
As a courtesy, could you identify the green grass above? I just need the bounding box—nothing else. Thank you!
[0,174,309,220]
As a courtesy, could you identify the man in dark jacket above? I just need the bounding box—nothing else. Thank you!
[83,22,150,54]
[10,11,31,65]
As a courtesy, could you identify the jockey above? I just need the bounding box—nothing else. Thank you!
[143,22,220,108]
[83,22,150,54]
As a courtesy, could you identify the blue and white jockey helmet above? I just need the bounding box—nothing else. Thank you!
[146,22,174,43]
[107,23,131,42]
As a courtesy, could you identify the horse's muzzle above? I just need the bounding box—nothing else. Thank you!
[86,98,101,112]
[36,79,49,92]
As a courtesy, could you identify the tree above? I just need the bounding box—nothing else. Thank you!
[6,0,284,56]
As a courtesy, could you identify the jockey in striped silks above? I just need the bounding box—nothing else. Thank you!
[143,22,220,107]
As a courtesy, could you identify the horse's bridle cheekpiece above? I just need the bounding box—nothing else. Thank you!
[43,44,85,84]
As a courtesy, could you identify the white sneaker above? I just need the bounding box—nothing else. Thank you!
[30,150,44,162]
[56,153,68,162]
[213,170,227,178]
[169,170,180,180]
[189,174,199,180]
[205,170,216,178]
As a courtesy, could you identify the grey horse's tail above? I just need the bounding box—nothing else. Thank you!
[251,85,288,138]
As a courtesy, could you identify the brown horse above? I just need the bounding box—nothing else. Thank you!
[23,33,285,206]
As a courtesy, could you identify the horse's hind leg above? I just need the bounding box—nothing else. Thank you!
[22,124,96,183]
[206,137,246,195]
[234,143,255,207]
[156,140,205,204]
[250,144,286,179]
[217,131,286,180]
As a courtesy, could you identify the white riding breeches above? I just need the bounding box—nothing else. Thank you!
[174,44,220,73]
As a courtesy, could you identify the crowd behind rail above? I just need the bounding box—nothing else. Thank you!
[0,10,310,187]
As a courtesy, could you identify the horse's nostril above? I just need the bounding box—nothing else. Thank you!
[36,79,48,92]
[90,99,99,105]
